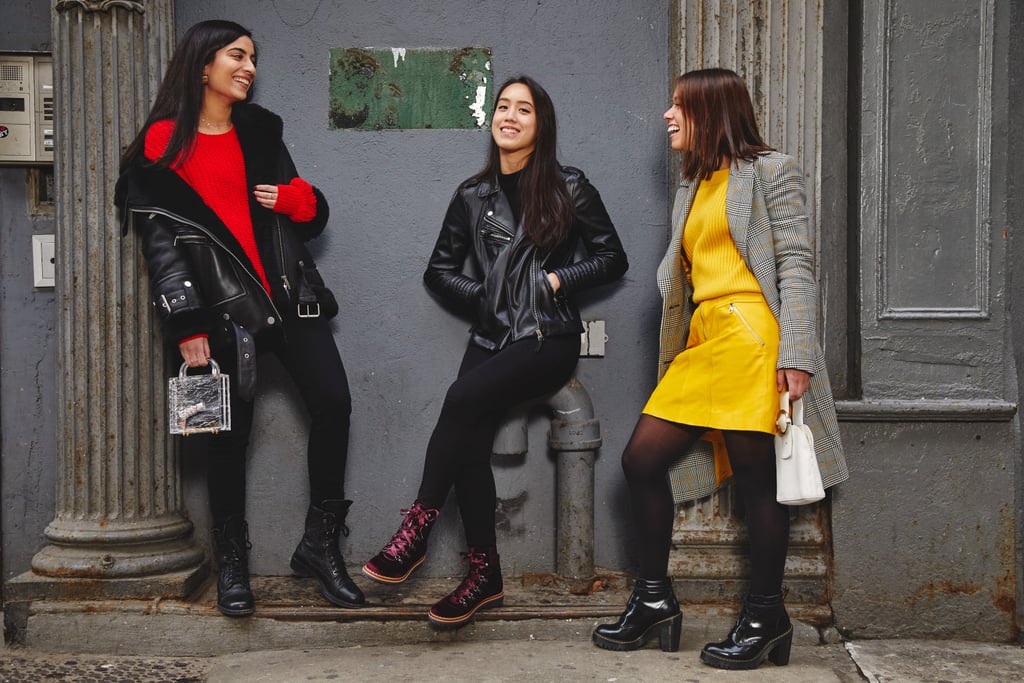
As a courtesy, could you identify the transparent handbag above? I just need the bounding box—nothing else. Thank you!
[167,358,231,435]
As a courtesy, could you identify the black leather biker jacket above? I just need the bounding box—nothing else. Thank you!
[114,104,337,350]
[424,166,628,351]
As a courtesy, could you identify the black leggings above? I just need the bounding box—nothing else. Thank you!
[621,414,789,596]
[205,316,352,526]
[416,335,581,548]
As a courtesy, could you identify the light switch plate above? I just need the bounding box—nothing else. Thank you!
[32,233,55,287]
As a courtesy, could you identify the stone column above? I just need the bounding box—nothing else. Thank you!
[21,0,206,598]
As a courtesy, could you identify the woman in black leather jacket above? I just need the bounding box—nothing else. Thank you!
[115,20,363,617]
[362,75,628,628]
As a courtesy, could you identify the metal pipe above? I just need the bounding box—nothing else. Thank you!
[491,374,600,580]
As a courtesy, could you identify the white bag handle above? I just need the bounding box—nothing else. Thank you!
[776,390,806,435]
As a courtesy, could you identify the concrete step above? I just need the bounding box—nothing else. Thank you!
[14,572,834,656]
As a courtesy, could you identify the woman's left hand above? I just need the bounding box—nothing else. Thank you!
[254,184,279,210]
[546,271,561,294]
[778,368,811,399]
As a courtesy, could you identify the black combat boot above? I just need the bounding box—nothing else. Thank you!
[211,516,255,617]
[700,593,793,669]
[290,499,366,608]
[427,546,504,628]
[592,577,681,652]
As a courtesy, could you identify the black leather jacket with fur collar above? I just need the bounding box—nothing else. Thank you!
[424,167,628,351]
[115,103,337,350]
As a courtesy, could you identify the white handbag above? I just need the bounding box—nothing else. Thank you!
[774,391,825,505]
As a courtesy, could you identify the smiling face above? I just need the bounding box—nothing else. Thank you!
[491,82,538,172]
[203,36,256,106]
[663,86,694,152]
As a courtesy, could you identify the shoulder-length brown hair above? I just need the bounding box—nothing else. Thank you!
[674,68,772,181]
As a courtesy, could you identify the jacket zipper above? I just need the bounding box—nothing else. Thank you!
[275,216,292,295]
[135,207,283,323]
[482,213,514,243]
[728,303,766,347]
[531,253,544,347]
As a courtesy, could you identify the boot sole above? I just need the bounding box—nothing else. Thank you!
[361,555,425,584]
[699,626,793,669]
[290,556,366,609]
[591,613,682,652]
[217,604,255,617]
[427,592,504,628]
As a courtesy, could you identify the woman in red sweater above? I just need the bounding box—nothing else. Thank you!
[116,20,363,616]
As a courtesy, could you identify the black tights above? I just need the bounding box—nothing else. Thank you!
[621,414,789,596]
[416,335,580,547]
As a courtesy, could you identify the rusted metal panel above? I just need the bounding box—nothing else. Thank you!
[328,47,493,130]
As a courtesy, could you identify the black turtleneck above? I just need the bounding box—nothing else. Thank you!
[497,170,522,224]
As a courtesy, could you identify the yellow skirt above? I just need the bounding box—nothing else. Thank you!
[644,292,780,435]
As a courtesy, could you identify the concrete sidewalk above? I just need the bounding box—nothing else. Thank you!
[2,635,1023,682]
[2,573,1022,681]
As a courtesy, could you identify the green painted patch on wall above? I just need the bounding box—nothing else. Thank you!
[329,47,493,130]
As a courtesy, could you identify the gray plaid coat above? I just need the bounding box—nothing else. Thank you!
[657,152,849,503]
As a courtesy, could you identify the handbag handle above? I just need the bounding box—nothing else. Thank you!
[775,390,806,434]
[178,358,221,379]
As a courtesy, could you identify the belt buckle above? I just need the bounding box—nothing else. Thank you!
[297,303,321,319]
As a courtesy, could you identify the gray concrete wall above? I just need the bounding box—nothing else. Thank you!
[0,3,57,584]
[831,0,1020,640]
[1009,0,1024,642]
[169,0,671,578]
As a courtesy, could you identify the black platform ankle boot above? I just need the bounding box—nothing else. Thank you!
[212,516,255,617]
[427,546,504,628]
[592,577,681,652]
[290,499,366,608]
[700,593,793,669]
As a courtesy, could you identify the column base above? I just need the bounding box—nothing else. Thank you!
[5,560,210,603]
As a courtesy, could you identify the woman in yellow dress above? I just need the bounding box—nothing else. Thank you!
[592,68,847,669]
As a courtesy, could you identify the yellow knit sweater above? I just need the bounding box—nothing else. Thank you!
[682,168,762,303]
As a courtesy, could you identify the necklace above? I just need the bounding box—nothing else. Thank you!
[199,116,232,131]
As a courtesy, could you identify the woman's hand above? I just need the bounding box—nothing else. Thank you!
[253,184,279,210]
[179,337,211,368]
[546,271,561,294]
[777,368,811,399]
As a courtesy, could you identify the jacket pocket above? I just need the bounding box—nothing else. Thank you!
[480,213,514,245]
[174,232,248,306]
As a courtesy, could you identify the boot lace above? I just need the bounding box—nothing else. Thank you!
[381,503,438,560]
[219,537,251,586]
[449,550,489,605]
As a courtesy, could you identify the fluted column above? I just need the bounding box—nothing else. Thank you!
[27,0,206,595]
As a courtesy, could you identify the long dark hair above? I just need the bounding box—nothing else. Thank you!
[120,20,255,170]
[472,75,574,252]
[674,68,772,181]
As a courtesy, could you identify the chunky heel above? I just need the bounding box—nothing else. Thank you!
[592,578,681,652]
[658,613,682,652]
[700,593,792,670]
[767,627,793,665]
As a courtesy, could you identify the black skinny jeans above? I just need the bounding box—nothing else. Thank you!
[204,315,352,526]
[416,334,581,548]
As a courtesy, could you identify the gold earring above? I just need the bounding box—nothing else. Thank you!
[202,74,209,84]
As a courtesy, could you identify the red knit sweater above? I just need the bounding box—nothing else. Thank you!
[144,120,319,296]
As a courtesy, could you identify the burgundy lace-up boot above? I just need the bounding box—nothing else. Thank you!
[700,593,793,669]
[427,546,504,628]
[362,502,440,583]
